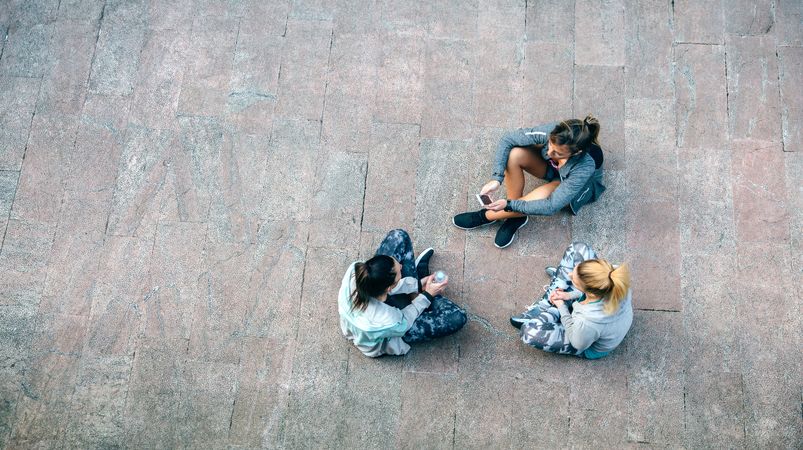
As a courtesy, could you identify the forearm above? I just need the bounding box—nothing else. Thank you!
[399,293,432,331]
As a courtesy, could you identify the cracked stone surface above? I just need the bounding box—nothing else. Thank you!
[0,0,801,448]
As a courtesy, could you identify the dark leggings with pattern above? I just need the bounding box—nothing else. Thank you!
[375,229,467,343]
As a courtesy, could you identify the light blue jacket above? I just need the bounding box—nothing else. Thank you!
[338,263,430,357]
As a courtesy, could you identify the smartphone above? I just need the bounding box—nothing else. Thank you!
[476,194,493,206]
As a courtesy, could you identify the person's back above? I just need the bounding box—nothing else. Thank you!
[569,289,633,354]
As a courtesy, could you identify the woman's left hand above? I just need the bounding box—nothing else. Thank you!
[485,199,507,211]
[549,289,568,306]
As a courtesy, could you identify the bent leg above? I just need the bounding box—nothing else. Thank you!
[375,229,416,278]
[554,241,598,282]
[403,296,467,343]
[486,180,561,221]
[503,146,549,200]
[520,313,582,356]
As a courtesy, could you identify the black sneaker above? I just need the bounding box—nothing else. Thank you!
[494,216,528,248]
[452,210,496,230]
[414,247,434,280]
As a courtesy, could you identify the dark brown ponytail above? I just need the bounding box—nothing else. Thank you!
[549,114,602,156]
[351,255,397,312]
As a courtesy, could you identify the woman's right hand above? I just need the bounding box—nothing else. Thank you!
[423,275,448,297]
[480,180,500,195]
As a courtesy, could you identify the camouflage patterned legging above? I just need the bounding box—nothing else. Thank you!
[375,229,467,343]
[520,242,597,355]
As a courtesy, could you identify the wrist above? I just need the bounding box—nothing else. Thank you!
[503,200,514,212]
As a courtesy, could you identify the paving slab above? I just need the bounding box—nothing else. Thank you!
[778,46,802,152]
[321,33,378,153]
[362,122,420,233]
[525,0,574,45]
[521,41,573,125]
[374,33,425,124]
[87,0,146,96]
[275,18,333,121]
[724,0,774,35]
[623,0,673,100]
[726,34,782,142]
[574,65,625,169]
[775,0,803,46]
[674,43,728,148]
[673,0,724,44]
[36,20,97,116]
[421,39,475,140]
[0,76,39,171]
[574,0,625,66]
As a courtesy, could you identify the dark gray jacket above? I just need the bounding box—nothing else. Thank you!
[491,123,606,216]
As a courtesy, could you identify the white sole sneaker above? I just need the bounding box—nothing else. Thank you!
[415,247,434,267]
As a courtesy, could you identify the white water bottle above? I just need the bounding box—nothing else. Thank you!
[433,270,447,283]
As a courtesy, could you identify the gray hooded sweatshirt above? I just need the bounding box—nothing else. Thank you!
[557,290,633,353]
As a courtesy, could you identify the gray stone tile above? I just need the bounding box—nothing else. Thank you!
[623,311,684,446]
[106,126,175,237]
[0,219,55,309]
[779,46,802,152]
[84,235,152,356]
[279,247,353,448]
[525,0,574,45]
[679,251,742,374]
[145,221,207,343]
[374,33,425,125]
[37,20,97,116]
[678,145,737,255]
[0,76,39,171]
[775,0,803,46]
[575,0,625,66]
[574,65,625,169]
[397,372,457,449]
[340,352,404,448]
[521,41,573,125]
[627,200,682,311]
[362,122,420,233]
[88,0,147,96]
[414,139,472,253]
[571,169,628,263]
[260,117,321,222]
[673,0,724,44]
[237,221,308,342]
[726,35,782,142]
[321,33,378,153]
[473,38,522,129]
[57,0,105,22]
[684,373,746,448]
[275,18,333,121]
[308,151,367,249]
[0,22,52,77]
[455,371,568,447]
[0,170,17,235]
[725,0,774,35]
[123,389,180,448]
[63,355,133,448]
[421,39,475,139]
[427,1,480,40]
[731,140,789,244]
[674,43,728,148]
[227,29,281,135]
[624,0,673,99]
[624,99,677,203]
[478,0,525,43]
[129,30,189,130]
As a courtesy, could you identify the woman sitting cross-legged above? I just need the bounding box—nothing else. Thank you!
[338,229,467,357]
[511,242,632,359]
[453,116,606,249]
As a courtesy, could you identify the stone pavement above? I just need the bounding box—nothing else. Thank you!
[0,0,801,448]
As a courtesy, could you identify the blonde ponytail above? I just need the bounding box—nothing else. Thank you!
[576,259,631,315]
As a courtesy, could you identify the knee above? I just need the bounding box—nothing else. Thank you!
[388,229,410,241]
[452,309,468,330]
[570,241,595,257]
[508,147,530,166]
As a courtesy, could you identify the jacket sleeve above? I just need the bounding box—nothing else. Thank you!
[383,294,432,337]
[491,125,553,182]
[557,303,599,352]
[506,156,595,216]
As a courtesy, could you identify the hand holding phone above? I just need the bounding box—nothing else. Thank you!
[476,193,493,206]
